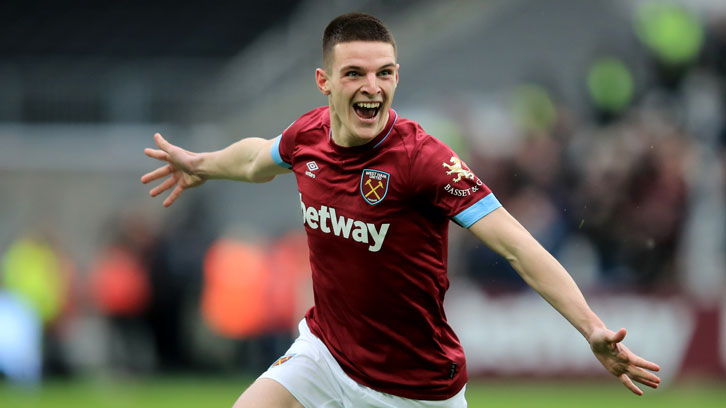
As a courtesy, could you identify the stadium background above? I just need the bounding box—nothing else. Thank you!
[0,0,724,406]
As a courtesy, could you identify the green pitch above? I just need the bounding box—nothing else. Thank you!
[1,376,724,407]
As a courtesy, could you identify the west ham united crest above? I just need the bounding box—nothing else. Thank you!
[360,169,390,205]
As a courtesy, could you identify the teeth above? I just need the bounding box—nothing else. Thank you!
[356,102,380,109]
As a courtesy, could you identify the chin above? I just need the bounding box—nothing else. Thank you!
[338,110,386,145]
[352,126,379,142]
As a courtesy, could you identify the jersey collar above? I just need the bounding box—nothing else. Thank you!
[327,108,398,155]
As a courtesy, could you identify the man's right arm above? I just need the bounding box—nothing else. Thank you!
[142,133,291,207]
[195,136,290,183]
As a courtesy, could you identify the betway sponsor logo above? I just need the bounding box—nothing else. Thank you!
[299,193,389,252]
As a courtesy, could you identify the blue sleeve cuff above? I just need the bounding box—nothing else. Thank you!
[271,135,292,169]
[452,193,502,228]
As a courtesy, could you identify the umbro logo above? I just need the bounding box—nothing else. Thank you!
[305,161,319,178]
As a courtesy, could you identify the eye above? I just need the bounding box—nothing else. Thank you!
[345,71,359,77]
[378,70,392,76]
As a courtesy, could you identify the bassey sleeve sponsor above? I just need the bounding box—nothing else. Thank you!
[410,134,501,227]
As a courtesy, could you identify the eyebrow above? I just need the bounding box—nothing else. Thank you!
[339,63,396,73]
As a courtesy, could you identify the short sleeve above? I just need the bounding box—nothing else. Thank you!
[272,108,328,169]
[411,135,501,228]
[271,134,292,169]
[271,120,298,169]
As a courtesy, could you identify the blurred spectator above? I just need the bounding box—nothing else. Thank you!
[0,291,42,384]
[461,85,574,292]
[634,2,705,88]
[2,235,65,324]
[568,107,690,289]
[266,230,313,333]
[200,228,310,373]
[1,231,77,377]
[201,237,270,339]
[586,55,635,122]
[91,247,150,317]
[148,197,214,372]
[89,209,156,373]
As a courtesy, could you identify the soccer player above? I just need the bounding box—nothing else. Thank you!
[141,12,661,408]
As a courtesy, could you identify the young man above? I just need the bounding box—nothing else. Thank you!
[142,12,661,408]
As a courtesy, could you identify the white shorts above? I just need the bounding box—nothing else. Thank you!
[258,319,467,408]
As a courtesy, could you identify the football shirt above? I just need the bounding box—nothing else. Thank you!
[272,106,500,400]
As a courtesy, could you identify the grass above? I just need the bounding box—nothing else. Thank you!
[1,376,724,407]
[465,379,725,408]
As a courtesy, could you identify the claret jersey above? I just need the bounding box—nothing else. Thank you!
[271,106,501,400]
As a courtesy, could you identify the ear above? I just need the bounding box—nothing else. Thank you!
[315,68,331,95]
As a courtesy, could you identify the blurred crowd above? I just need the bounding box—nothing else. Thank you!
[1,2,724,384]
[456,3,725,294]
[0,203,314,383]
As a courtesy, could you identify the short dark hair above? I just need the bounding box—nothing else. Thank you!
[322,12,397,70]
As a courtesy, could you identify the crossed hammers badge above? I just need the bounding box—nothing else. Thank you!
[360,169,390,205]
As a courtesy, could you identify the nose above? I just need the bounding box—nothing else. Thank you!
[361,72,380,95]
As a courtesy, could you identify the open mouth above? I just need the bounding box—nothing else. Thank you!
[353,102,381,120]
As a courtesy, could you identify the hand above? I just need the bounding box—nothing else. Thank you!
[141,133,206,207]
[589,327,661,395]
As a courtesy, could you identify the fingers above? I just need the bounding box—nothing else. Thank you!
[145,132,174,160]
[621,342,661,373]
[144,147,170,161]
[141,164,173,184]
[630,354,661,372]
[621,367,660,395]
[635,377,660,389]
[610,328,626,344]
[629,366,661,388]
[619,373,643,396]
[154,132,170,150]
[143,133,185,208]
[163,184,185,207]
[149,175,177,197]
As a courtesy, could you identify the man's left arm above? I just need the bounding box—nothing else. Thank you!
[468,207,661,395]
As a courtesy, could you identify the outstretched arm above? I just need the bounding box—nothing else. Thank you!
[469,207,661,395]
[141,133,290,207]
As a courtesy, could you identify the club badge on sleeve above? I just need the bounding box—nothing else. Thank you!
[442,156,475,183]
[442,156,483,197]
[360,169,390,205]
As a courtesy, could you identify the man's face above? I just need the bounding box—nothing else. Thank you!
[316,41,399,147]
